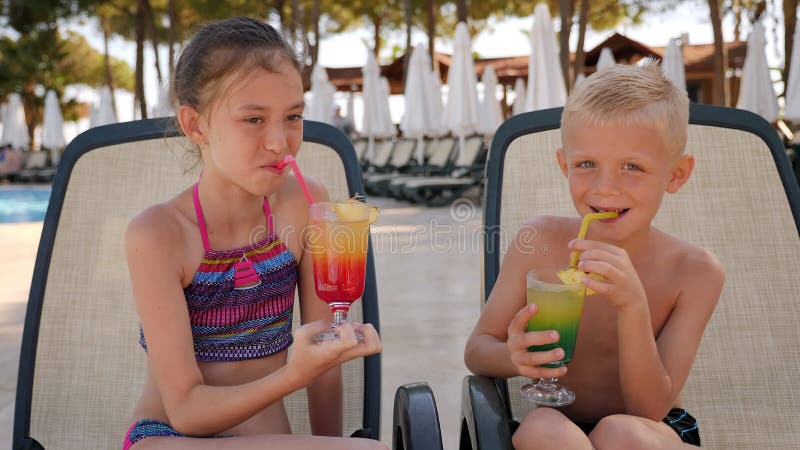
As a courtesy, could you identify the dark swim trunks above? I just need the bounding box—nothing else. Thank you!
[574,408,700,446]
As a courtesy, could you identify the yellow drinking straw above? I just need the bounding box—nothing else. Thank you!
[558,210,619,294]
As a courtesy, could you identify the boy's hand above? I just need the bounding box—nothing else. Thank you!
[569,239,648,311]
[507,304,568,379]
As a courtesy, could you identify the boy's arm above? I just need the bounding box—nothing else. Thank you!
[464,221,566,380]
[648,249,723,410]
[578,241,723,420]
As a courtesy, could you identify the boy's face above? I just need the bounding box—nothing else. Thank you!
[557,119,694,242]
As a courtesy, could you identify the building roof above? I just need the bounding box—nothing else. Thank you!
[319,32,748,92]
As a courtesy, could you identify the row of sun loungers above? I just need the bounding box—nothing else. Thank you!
[0,148,58,183]
[356,135,488,206]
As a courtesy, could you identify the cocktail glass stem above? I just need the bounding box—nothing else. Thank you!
[331,305,350,326]
[312,303,364,342]
[520,375,575,406]
[536,377,558,394]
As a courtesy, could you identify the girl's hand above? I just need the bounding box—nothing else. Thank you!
[569,239,648,312]
[287,321,382,386]
[507,304,568,379]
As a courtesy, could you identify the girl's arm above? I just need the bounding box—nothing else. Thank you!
[127,206,374,436]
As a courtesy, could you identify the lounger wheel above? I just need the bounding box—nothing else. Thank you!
[460,375,516,450]
[392,382,444,450]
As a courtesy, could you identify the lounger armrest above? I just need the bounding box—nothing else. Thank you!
[14,437,45,450]
[460,375,515,450]
[392,382,444,450]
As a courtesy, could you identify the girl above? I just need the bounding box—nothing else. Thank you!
[123,17,384,449]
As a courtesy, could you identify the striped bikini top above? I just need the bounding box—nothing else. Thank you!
[139,183,297,362]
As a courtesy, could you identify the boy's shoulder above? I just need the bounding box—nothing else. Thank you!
[652,229,725,296]
[656,230,722,273]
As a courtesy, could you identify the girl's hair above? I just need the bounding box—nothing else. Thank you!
[173,16,304,115]
[561,58,689,159]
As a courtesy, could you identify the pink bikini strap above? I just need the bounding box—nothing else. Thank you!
[193,182,274,252]
[193,183,211,252]
[263,197,274,235]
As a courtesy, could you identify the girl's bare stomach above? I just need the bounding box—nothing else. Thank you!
[131,351,291,436]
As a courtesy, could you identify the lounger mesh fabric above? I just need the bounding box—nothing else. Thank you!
[495,123,800,448]
[24,133,367,448]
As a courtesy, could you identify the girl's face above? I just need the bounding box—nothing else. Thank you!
[202,61,305,196]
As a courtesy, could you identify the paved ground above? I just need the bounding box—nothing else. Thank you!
[0,195,484,450]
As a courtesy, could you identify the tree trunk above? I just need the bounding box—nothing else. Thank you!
[572,0,589,88]
[310,0,320,67]
[558,0,575,90]
[427,0,436,67]
[275,0,287,34]
[457,0,467,23]
[290,0,302,47]
[372,17,382,57]
[708,0,729,106]
[783,0,798,94]
[136,0,148,119]
[167,0,176,80]
[142,0,162,85]
[101,13,118,115]
[404,0,412,86]
[733,0,742,41]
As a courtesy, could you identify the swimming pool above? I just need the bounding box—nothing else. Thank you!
[0,186,52,223]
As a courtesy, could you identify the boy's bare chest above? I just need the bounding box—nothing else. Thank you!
[578,274,678,347]
[566,270,679,396]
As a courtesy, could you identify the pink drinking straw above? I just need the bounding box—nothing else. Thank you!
[277,155,315,205]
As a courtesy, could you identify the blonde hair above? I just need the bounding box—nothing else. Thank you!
[561,58,689,158]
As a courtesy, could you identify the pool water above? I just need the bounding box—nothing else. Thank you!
[0,187,52,223]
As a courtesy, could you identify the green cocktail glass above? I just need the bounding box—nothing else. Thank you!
[520,268,586,406]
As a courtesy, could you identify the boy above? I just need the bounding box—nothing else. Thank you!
[463,60,724,449]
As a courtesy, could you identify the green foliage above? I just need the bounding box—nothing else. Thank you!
[0,26,134,138]
[60,31,134,90]
[7,0,80,33]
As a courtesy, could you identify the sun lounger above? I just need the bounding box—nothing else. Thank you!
[353,137,368,162]
[13,151,55,183]
[363,138,396,174]
[395,104,800,449]
[0,147,25,182]
[13,119,382,449]
[367,138,455,197]
[396,135,486,206]
[363,138,419,195]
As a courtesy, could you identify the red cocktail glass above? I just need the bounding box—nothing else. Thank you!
[308,200,378,341]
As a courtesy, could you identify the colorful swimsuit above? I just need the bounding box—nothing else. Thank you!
[126,184,298,447]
